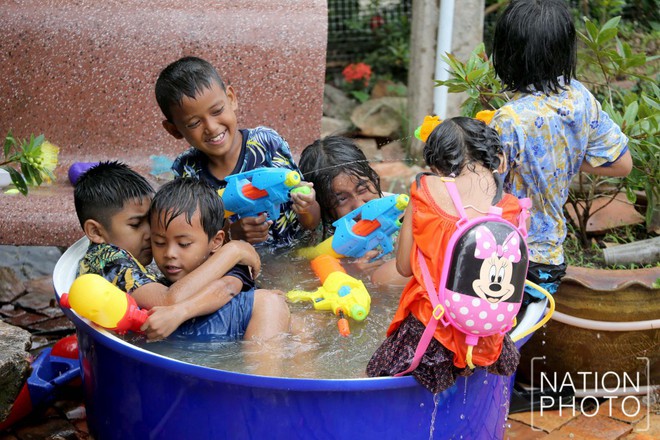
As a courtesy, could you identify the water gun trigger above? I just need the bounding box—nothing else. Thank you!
[337,310,350,336]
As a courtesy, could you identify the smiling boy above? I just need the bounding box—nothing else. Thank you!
[155,56,320,246]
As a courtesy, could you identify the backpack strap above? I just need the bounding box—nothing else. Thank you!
[395,177,466,377]
[394,248,444,377]
[518,197,532,238]
[442,178,469,223]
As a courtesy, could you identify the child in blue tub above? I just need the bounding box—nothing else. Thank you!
[74,161,289,341]
[298,136,409,287]
[155,56,320,247]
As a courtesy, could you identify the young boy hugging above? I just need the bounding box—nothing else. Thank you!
[155,56,321,247]
[74,161,289,341]
[148,177,290,341]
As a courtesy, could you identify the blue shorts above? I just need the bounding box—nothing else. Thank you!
[523,262,567,303]
[172,288,255,341]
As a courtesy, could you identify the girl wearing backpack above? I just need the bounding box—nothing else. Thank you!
[367,117,528,393]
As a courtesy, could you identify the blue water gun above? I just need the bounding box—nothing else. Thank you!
[297,194,409,260]
[219,167,305,220]
[0,335,81,430]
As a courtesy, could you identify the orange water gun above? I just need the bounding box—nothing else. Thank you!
[286,255,371,336]
[59,273,148,334]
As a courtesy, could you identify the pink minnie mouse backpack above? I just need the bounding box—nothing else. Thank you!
[396,177,531,375]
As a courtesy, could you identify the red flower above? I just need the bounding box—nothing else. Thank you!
[370,14,385,30]
[342,63,372,86]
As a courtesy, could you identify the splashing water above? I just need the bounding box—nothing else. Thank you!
[429,393,441,440]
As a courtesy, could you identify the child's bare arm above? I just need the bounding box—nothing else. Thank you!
[291,182,321,230]
[371,259,410,287]
[395,203,414,277]
[131,241,260,309]
[580,149,632,177]
[142,276,243,340]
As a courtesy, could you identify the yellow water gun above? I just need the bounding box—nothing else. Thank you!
[59,274,148,334]
[287,255,371,336]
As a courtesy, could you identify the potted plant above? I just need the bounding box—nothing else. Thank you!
[434,15,659,390]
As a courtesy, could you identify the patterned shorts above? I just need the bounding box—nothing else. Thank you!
[366,314,520,394]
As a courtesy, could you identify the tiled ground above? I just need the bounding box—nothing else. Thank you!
[505,396,659,440]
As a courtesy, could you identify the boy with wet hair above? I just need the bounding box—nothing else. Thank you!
[148,177,290,340]
[74,161,284,340]
[155,56,320,247]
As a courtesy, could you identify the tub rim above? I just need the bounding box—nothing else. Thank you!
[54,236,546,392]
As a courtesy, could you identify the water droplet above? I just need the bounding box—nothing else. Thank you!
[483,380,488,385]
[569,433,574,438]
[596,333,601,339]
[419,402,424,408]
[506,423,511,429]
[459,414,465,420]
[541,340,546,345]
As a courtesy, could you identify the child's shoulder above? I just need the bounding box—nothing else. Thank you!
[243,125,286,146]
[243,126,294,162]
[83,242,128,261]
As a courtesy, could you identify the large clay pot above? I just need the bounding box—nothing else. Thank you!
[518,265,660,390]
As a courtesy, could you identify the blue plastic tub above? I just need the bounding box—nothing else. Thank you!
[54,237,547,440]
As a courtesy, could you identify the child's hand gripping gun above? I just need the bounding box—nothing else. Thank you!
[59,274,148,334]
[297,194,409,260]
[287,255,371,336]
[219,167,304,220]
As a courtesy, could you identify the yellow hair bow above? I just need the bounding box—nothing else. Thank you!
[414,110,496,142]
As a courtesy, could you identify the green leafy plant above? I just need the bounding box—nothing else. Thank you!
[578,16,660,233]
[434,43,509,117]
[1,131,59,195]
[338,0,411,85]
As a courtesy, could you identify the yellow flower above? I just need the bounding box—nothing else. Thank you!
[35,140,59,183]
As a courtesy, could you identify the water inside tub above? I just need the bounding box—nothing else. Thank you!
[128,247,403,379]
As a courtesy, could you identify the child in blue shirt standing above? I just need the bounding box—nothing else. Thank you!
[489,0,632,301]
[155,56,320,247]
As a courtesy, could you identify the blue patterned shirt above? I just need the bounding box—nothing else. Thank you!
[490,80,628,265]
[172,126,303,248]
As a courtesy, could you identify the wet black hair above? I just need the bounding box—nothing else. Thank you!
[155,56,227,122]
[492,0,577,94]
[150,177,224,241]
[298,136,382,229]
[423,117,504,203]
[74,161,154,230]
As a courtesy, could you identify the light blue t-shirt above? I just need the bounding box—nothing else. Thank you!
[491,79,628,265]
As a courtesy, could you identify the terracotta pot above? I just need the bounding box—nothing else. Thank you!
[518,265,660,390]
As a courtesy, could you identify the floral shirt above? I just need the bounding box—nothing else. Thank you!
[78,243,157,294]
[490,79,628,265]
[172,126,303,248]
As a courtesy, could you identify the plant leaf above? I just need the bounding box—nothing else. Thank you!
[5,166,28,195]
